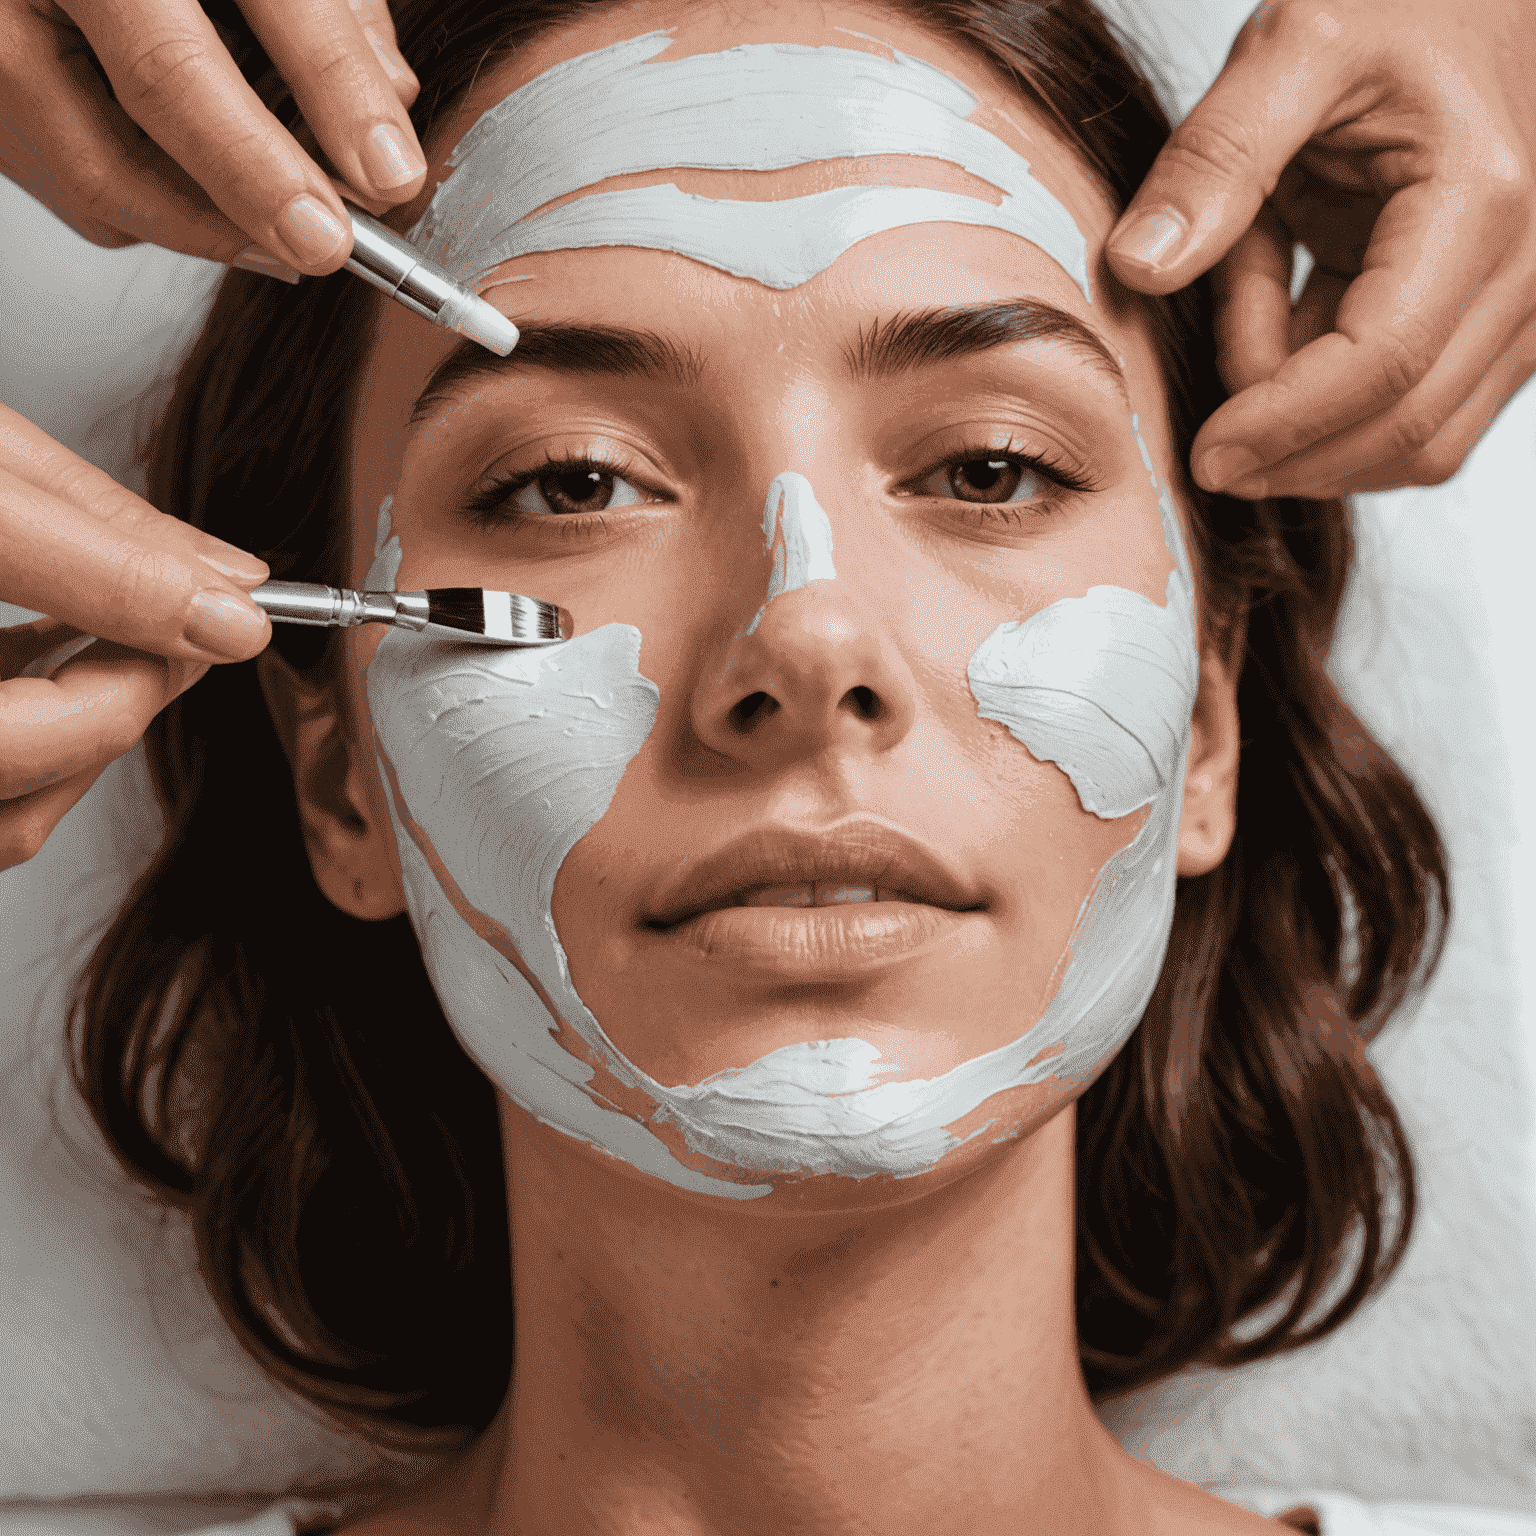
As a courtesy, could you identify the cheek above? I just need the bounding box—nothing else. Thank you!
[968,726,1156,1013]
[367,615,787,1194]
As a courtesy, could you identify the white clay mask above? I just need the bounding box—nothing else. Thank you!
[366,508,761,1198]
[409,32,1091,300]
[365,36,1202,1197]
[366,422,1198,1193]
[748,472,837,633]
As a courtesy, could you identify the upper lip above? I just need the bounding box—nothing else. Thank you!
[644,818,987,927]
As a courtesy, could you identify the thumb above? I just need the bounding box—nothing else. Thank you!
[1107,11,1345,295]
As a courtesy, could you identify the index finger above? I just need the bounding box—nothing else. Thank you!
[0,406,271,664]
[1107,3,1348,293]
[59,0,361,273]
[1189,178,1508,491]
[235,0,427,209]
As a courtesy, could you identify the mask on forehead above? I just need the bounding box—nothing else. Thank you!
[407,31,1092,300]
[366,35,1200,1200]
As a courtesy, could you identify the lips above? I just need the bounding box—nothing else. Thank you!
[644,818,985,929]
[738,882,914,908]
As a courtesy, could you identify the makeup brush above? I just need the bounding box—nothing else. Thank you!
[250,580,566,646]
[343,204,519,357]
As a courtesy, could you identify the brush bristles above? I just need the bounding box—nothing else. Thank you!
[424,587,563,641]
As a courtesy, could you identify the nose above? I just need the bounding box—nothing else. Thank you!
[690,574,919,769]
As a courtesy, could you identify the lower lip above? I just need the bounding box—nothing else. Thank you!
[657,900,980,978]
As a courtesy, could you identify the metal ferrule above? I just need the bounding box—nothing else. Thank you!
[250,581,422,631]
[388,591,432,630]
[344,206,454,321]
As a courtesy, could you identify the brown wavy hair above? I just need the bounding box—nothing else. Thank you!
[69,0,1448,1440]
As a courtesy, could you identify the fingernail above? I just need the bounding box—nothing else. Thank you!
[231,244,302,284]
[184,589,269,661]
[1109,207,1189,272]
[1198,445,1264,491]
[361,122,425,193]
[276,194,349,267]
[196,542,269,584]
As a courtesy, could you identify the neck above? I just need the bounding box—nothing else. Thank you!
[457,1101,1139,1536]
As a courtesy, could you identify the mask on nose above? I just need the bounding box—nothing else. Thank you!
[363,35,1198,1201]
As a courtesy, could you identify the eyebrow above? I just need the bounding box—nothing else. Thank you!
[408,299,1126,425]
[845,301,1127,395]
[410,324,706,423]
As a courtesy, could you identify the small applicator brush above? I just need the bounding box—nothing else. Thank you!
[343,204,519,356]
[250,580,566,646]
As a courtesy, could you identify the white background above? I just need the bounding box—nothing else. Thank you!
[1,0,1534,1513]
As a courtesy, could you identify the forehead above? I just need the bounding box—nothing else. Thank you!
[402,0,1121,263]
[353,0,1178,521]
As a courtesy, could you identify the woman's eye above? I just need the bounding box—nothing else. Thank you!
[512,464,647,516]
[919,456,1044,506]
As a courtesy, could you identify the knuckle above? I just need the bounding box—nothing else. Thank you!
[199,120,306,210]
[1366,321,1435,403]
[63,153,122,224]
[80,225,141,251]
[1165,111,1264,187]
[352,0,395,29]
[310,42,373,92]
[1487,159,1530,204]
[34,191,136,247]
[116,33,212,118]
[1471,129,1531,203]
[1238,0,1342,51]
[100,542,172,622]
[0,748,43,804]
[100,713,148,764]
[1381,403,1443,459]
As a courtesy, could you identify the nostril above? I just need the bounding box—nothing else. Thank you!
[845,685,881,721]
[728,691,779,732]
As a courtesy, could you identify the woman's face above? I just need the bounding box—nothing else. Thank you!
[335,0,1232,1206]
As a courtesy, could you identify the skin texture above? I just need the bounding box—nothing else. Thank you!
[1107,0,1536,499]
[0,401,269,867]
[0,0,426,272]
[2,0,1531,880]
[0,0,429,864]
[257,3,1296,1531]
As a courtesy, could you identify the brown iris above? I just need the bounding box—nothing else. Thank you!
[946,457,1028,503]
[537,466,619,513]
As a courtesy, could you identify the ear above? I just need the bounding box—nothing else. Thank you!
[257,648,406,920]
[1177,639,1242,878]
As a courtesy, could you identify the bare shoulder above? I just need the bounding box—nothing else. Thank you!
[1151,1483,1318,1535]
[1118,1451,1318,1536]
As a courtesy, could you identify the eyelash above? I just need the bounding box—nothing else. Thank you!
[463,451,655,531]
[461,442,1099,529]
[919,443,1098,499]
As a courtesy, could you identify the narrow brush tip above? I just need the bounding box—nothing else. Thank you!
[456,297,519,357]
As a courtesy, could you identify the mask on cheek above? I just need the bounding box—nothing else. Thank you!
[362,35,1200,1199]
[363,420,1197,1201]
[363,505,763,1198]
[962,419,1200,1084]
